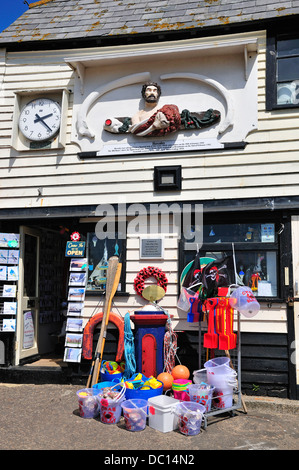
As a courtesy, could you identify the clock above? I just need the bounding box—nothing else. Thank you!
[18,97,61,142]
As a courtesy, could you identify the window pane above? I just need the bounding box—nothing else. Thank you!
[86,233,123,292]
[277,56,299,81]
[191,250,277,297]
[235,251,277,297]
[277,81,299,105]
[277,38,299,56]
[202,223,276,244]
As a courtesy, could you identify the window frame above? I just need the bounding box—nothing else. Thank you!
[179,213,288,303]
[266,30,299,110]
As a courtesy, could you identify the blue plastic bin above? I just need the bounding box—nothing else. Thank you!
[92,381,118,390]
[124,374,163,400]
[100,370,123,382]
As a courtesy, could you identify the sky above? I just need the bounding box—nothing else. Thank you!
[0,0,29,33]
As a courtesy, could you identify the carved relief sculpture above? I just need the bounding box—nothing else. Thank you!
[103,81,220,137]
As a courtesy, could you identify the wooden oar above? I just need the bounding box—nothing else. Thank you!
[86,256,122,388]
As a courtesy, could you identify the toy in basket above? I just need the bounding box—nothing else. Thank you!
[123,373,163,399]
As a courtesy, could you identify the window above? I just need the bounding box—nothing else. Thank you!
[267,31,299,109]
[181,220,280,299]
[86,233,126,294]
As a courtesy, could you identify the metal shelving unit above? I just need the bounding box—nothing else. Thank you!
[197,308,245,429]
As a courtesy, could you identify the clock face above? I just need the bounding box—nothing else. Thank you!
[18,97,61,142]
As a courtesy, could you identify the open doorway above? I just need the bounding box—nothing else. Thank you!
[16,225,68,367]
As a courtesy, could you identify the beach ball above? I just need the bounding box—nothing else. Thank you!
[157,372,174,391]
[171,365,190,380]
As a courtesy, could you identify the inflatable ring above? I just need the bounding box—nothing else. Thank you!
[134,266,168,297]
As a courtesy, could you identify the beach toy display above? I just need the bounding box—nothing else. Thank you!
[175,402,205,436]
[121,399,148,432]
[76,388,101,419]
[98,383,126,424]
[172,379,192,401]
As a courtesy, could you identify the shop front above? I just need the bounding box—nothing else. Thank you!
[0,200,297,400]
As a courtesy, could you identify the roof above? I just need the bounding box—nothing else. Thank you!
[1,0,299,46]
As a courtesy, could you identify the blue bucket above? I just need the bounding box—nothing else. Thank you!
[124,374,163,400]
[92,381,118,390]
[100,370,123,382]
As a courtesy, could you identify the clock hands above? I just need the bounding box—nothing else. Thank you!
[34,113,53,132]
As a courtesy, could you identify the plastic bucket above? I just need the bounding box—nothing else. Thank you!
[204,356,231,375]
[92,381,117,391]
[229,286,260,318]
[148,395,180,433]
[172,379,192,401]
[121,399,148,432]
[193,368,208,384]
[175,402,205,436]
[187,384,215,412]
[76,388,101,419]
[100,361,123,382]
[177,287,198,312]
[98,383,126,424]
[100,370,123,382]
[207,371,237,410]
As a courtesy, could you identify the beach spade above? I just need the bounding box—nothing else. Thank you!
[142,285,166,302]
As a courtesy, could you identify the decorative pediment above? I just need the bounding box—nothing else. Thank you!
[65,36,258,156]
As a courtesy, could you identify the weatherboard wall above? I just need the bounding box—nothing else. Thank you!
[0,31,293,333]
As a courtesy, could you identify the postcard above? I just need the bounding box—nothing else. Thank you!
[3,302,17,315]
[69,272,87,286]
[7,250,19,265]
[0,266,7,280]
[0,250,8,264]
[3,319,16,332]
[66,317,83,332]
[67,302,84,315]
[7,266,19,281]
[63,347,82,363]
[65,333,83,348]
[0,233,19,248]
[2,285,17,297]
[68,288,85,302]
[70,258,88,271]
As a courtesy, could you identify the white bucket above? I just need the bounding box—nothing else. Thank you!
[207,371,237,410]
[193,368,208,384]
[148,395,180,433]
[229,286,260,318]
[204,356,231,375]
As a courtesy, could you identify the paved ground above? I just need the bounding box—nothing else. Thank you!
[0,383,298,454]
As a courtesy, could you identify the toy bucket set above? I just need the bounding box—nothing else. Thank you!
[171,379,192,401]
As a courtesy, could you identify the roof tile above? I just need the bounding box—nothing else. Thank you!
[1,0,299,44]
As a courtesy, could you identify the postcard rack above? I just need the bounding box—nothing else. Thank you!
[198,307,243,429]
[0,233,20,333]
[63,256,88,363]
